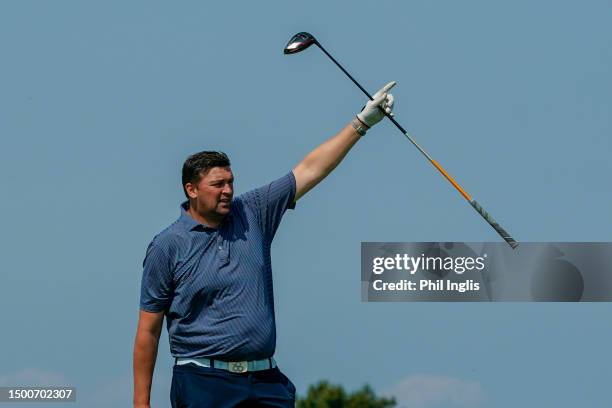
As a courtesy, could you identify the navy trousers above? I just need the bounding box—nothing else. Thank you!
[170,363,296,408]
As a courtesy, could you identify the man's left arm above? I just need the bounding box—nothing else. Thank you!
[292,81,396,202]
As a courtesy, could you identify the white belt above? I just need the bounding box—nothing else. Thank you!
[176,357,277,373]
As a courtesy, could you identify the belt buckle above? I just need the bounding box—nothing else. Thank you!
[228,361,248,373]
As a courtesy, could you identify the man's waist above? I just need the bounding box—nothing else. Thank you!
[175,356,277,373]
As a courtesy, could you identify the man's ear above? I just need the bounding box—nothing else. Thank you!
[185,183,198,199]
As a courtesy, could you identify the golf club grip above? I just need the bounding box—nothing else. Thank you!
[470,200,519,249]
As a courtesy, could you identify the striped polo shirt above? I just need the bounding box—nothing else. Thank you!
[140,172,296,360]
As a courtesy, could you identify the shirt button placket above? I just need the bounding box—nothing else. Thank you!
[217,234,228,264]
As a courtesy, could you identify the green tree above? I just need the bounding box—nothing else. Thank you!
[297,380,396,408]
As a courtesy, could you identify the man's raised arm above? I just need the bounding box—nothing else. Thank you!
[292,81,396,202]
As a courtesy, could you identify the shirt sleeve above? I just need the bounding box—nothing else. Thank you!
[139,241,174,313]
[240,172,296,242]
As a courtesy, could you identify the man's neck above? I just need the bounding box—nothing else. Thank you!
[187,205,224,229]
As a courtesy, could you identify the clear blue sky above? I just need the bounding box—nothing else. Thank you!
[1,1,611,407]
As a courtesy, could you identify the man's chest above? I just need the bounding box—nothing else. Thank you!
[172,222,268,293]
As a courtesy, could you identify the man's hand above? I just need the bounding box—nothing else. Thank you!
[357,81,396,127]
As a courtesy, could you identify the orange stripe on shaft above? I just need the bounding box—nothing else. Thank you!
[431,160,472,202]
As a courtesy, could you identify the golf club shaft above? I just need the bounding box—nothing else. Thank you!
[315,41,518,249]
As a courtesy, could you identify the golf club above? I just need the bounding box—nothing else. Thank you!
[284,32,518,249]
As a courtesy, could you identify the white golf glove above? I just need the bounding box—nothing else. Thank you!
[357,81,396,127]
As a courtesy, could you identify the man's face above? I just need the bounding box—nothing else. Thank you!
[188,166,234,218]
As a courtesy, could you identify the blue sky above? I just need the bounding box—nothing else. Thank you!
[1,1,611,407]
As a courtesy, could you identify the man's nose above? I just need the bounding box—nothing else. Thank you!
[222,184,233,195]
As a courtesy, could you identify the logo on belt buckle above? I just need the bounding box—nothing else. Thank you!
[229,361,248,373]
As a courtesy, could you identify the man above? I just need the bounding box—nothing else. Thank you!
[133,82,396,408]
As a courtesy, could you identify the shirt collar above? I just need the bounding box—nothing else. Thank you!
[178,201,200,231]
[178,201,227,231]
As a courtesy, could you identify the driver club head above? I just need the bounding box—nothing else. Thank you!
[283,32,317,54]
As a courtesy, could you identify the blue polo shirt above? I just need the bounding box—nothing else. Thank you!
[140,172,296,360]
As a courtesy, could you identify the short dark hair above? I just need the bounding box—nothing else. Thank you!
[182,151,231,198]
